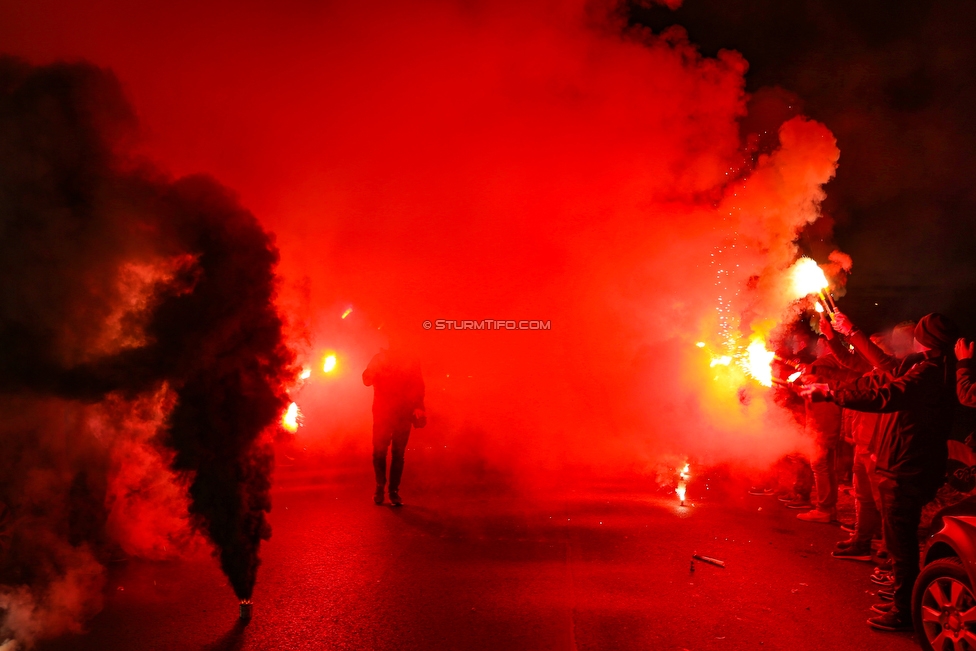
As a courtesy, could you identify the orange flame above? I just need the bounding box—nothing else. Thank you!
[789,257,829,298]
[323,354,337,373]
[677,462,690,505]
[282,402,300,432]
[744,339,775,387]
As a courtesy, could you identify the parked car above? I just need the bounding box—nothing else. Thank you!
[914,515,976,650]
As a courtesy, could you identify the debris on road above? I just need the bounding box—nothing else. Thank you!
[692,553,726,568]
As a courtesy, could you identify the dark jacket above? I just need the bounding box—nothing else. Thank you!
[958,359,976,408]
[831,349,956,486]
[825,333,887,455]
[363,349,425,424]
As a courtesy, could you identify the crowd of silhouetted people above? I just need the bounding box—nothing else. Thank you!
[752,310,975,633]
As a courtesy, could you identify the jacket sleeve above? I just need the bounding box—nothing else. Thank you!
[848,329,897,374]
[825,335,870,373]
[833,360,935,413]
[958,359,976,408]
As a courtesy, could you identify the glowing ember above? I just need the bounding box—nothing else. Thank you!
[323,354,337,373]
[744,339,775,387]
[282,402,300,432]
[341,307,353,319]
[788,371,802,383]
[676,463,691,506]
[695,341,706,348]
[709,355,732,368]
[299,368,311,380]
[789,257,829,299]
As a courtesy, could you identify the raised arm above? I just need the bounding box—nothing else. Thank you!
[822,315,869,373]
[829,360,937,413]
[832,311,897,374]
[956,338,976,408]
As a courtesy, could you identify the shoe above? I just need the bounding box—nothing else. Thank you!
[797,508,836,523]
[877,588,894,602]
[388,491,403,507]
[748,486,775,496]
[374,487,385,505]
[867,611,912,631]
[778,491,799,503]
[840,523,855,533]
[835,537,856,551]
[831,546,872,561]
[871,571,893,587]
[786,499,813,509]
[870,538,883,551]
[870,602,893,614]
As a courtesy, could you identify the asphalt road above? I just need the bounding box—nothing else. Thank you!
[38,457,920,651]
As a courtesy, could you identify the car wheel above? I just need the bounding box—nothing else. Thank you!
[913,556,976,650]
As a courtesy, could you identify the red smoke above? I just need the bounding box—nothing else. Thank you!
[0,0,848,644]
[0,0,845,466]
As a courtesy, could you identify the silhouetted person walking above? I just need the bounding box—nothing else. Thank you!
[363,344,426,506]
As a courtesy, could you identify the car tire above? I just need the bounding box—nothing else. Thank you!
[913,556,976,650]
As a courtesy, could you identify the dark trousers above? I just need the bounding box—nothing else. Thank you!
[879,478,937,615]
[811,441,838,511]
[852,451,882,547]
[373,417,411,492]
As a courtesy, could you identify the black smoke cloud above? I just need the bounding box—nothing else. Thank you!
[0,57,293,644]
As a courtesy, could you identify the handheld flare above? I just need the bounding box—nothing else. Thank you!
[791,258,837,317]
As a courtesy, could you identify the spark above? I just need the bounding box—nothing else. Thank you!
[341,307,353,319]
[299,368,311,380]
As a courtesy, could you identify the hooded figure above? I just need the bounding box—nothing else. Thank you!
[804,312,959,631]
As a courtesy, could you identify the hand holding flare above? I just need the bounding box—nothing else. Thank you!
[831,310,855,337]
[799,383,831,402]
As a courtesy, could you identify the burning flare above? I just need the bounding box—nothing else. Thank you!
[323,354,337,373]
[789,257,829,298]
[744,339,775,387]
[282,402,300,432]
[676,463,691,506]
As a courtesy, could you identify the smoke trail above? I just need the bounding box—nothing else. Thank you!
[0,57,292,645]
